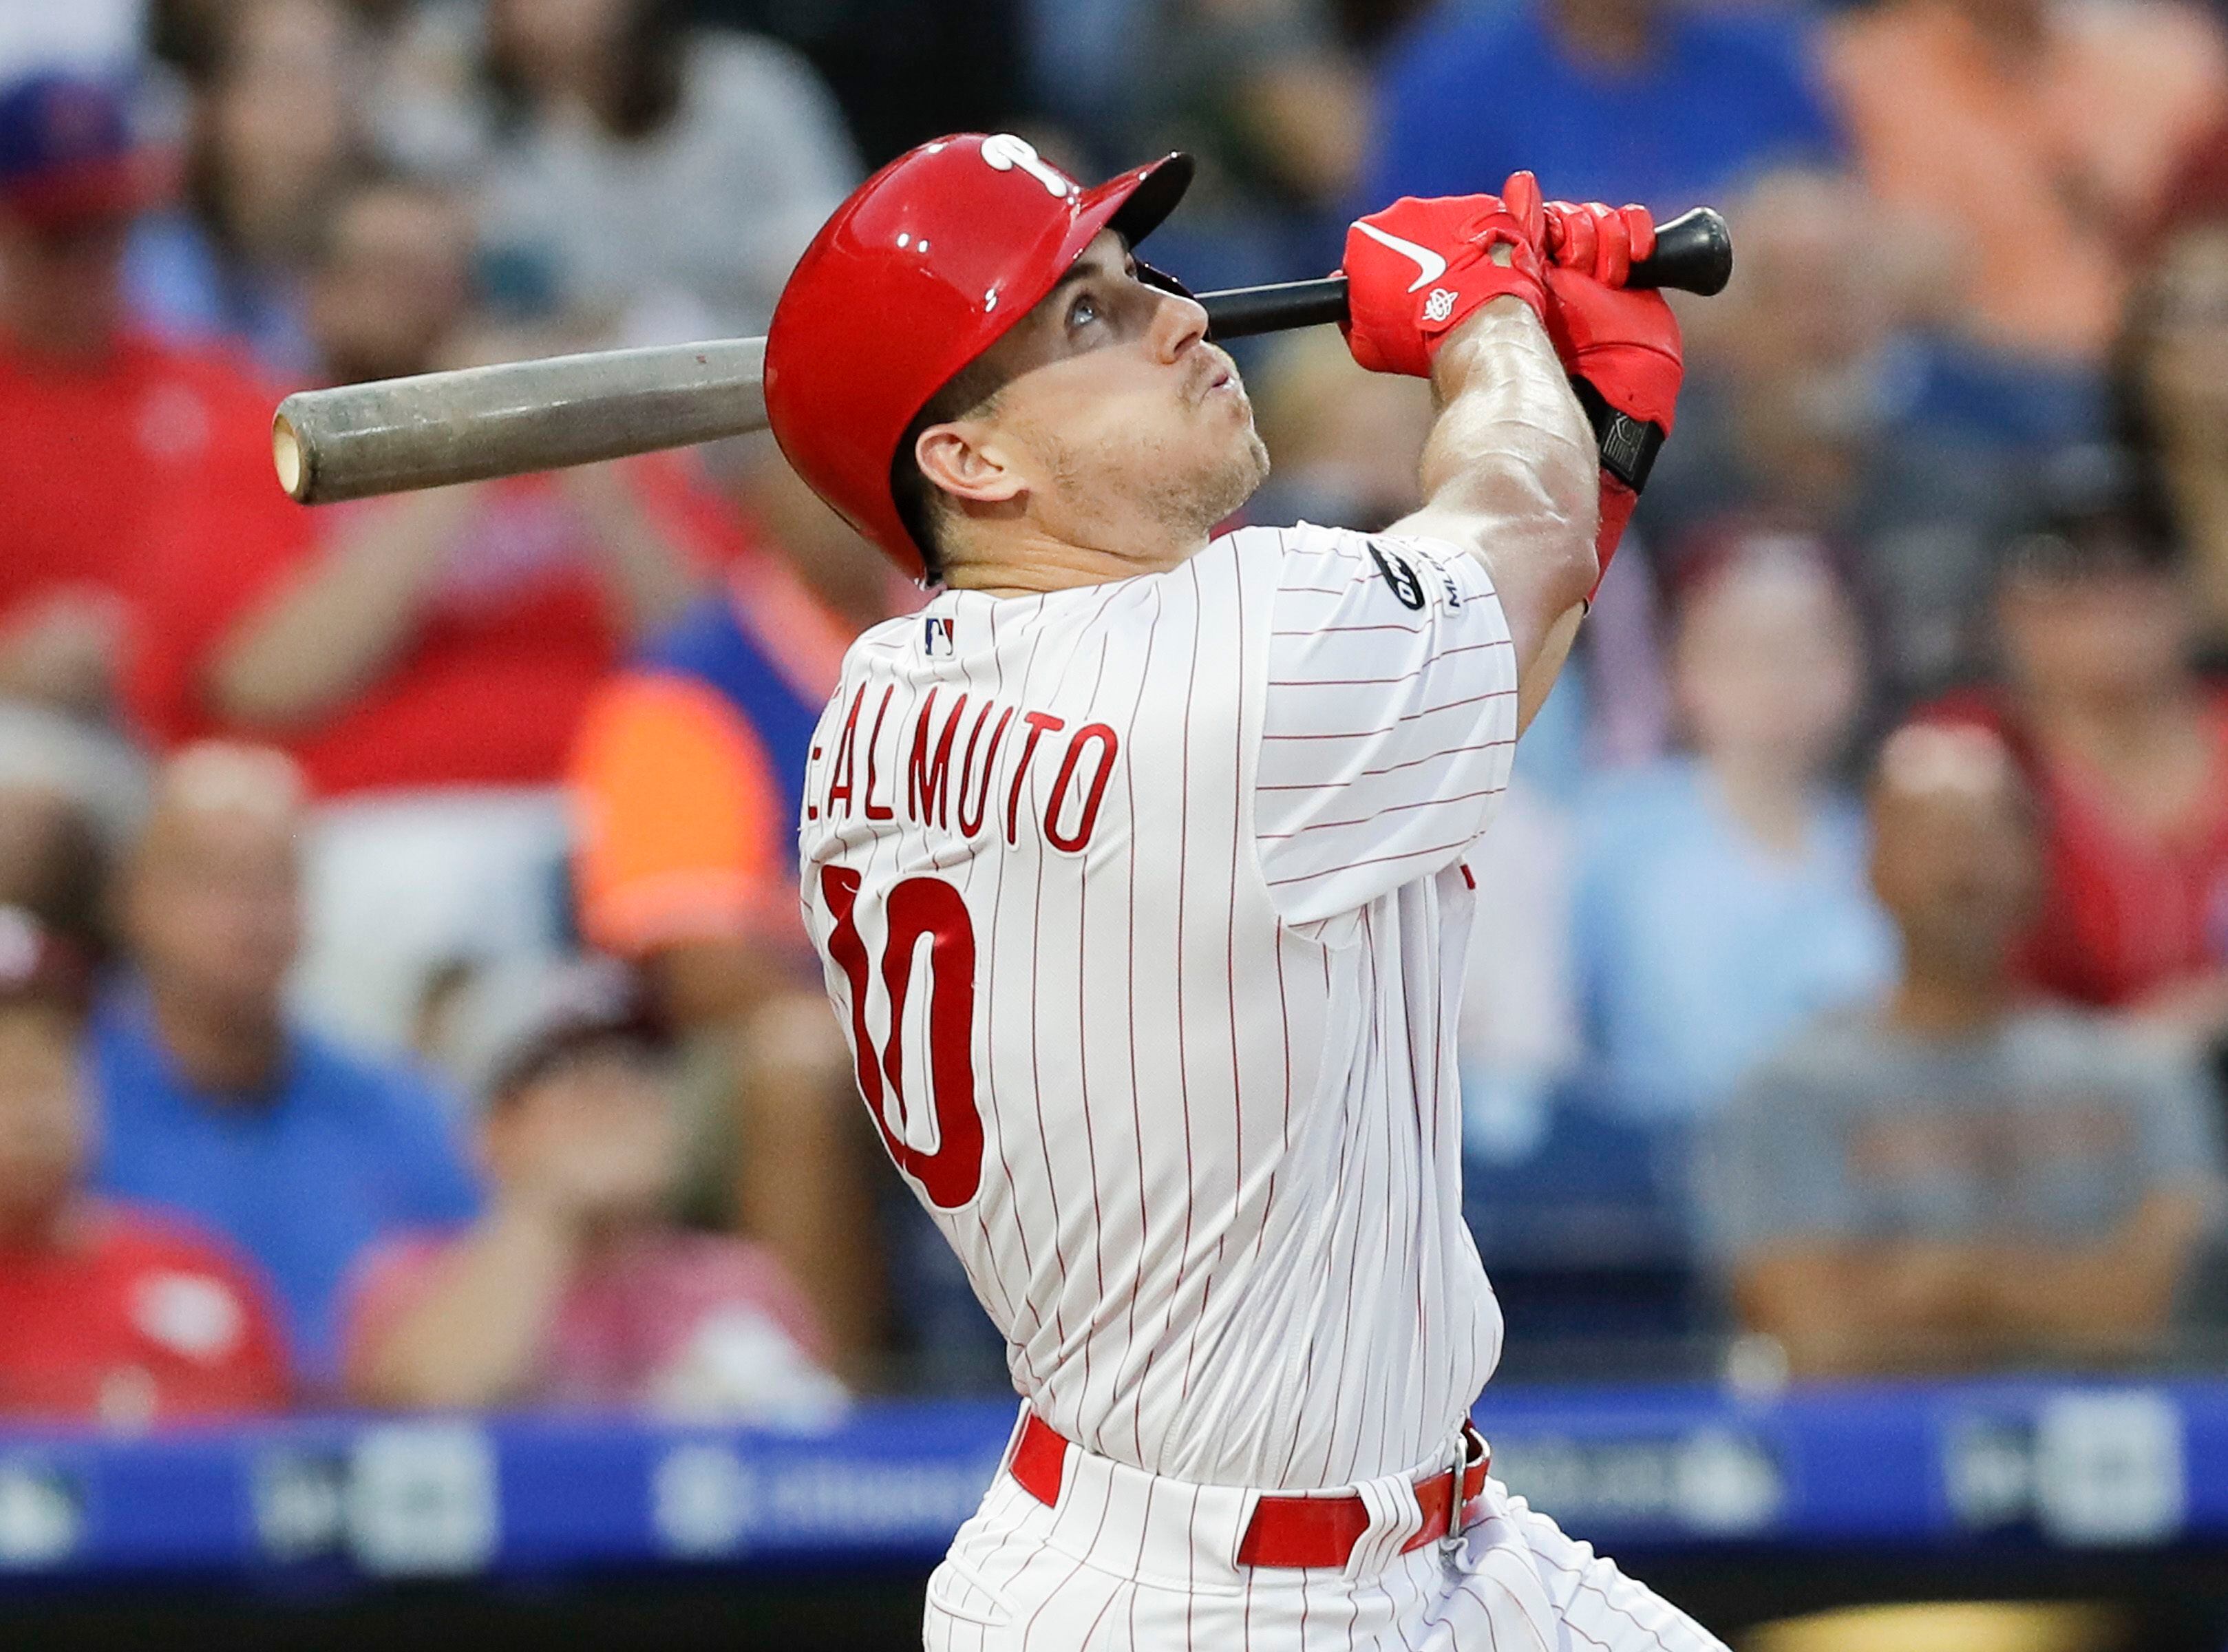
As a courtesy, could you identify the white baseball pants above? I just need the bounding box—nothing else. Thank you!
[924,1417,1730,1651]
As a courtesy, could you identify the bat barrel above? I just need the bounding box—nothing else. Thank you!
[273,337,768,504]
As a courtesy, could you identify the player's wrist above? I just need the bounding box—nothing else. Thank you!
[1428,296,1560,397]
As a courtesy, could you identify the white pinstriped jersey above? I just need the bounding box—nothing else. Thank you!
[798,522,1519,1490]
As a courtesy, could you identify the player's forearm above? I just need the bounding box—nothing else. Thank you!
[1419,299,1600,617]
[349,1200,582,1410]
[209,487,473,730]
[1405,298,1598,731]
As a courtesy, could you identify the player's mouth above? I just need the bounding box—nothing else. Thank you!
[1190,356,1241,407]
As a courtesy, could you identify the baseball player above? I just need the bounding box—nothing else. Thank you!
[764,133,1718,1650]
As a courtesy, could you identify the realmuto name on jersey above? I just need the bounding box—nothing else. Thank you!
[813,681,1121,853]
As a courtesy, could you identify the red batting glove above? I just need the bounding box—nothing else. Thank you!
[1541,266,1684,601]
[1543,200,1656,288]
[1340,172,1550,379]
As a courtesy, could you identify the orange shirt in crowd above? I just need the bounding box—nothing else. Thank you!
[1826,0,2228,359]
[0,1202,290,1424]
[126,455,744,797]
[570,549,871,958]
[0,332,274,624]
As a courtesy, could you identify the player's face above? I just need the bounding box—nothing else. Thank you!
[965,231,1271,555]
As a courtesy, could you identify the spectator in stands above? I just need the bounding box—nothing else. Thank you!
[0,69,274,718]
[346,959,845,1422]
[2117,159,2228,655]
[695,0,1026,167]
[127,0,366,379]
[1031,0,1370,289]
[0,8,143,80]
[1246,328,1433,535]
[1707,723,2223,1377]
[1637,168,2017,708]
[1926,495,2228,1044]
[1824,0,2227,367]
[0,906,290,1425]
[1367,0,1837,218]
[126,169,728,1050]
[90,744,481,1390]
[569,440,910,1377]
[1570,531,1896,1127]
[468,0,858,339]
[0,700,147,879]
[0,780,110,964]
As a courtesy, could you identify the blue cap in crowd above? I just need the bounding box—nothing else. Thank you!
[0,70,171,228]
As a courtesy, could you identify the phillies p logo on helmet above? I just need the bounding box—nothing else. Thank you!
[980,134,1076,200]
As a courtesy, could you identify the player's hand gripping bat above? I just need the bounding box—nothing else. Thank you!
[272,207,1732,505]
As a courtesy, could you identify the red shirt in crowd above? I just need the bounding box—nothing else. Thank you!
[0,332,274,624]
[0,1202,290,1425]
[1926,686,2228,1006]
[126,454,744,797]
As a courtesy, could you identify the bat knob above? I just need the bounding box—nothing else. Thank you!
[1636,207,1733,297]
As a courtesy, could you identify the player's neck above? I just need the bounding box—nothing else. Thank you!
[941,522,1207,598]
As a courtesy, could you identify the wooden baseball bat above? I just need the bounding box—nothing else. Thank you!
[273,207,1732,505]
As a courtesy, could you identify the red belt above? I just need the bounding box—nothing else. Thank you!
[1009,1412,1490,1569]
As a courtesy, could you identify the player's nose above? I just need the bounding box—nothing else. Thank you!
[1148,286,1210,366]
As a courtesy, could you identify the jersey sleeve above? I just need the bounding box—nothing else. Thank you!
[1253,527,1519,925]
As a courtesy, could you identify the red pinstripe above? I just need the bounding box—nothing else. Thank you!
[1258,784,1511,840]
[1255,737,1516,791]
[1264,830,1500,889]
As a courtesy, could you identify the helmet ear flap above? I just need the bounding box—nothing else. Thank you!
[1134,260,1196,302]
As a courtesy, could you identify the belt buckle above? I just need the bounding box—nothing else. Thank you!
[1435,1448,1468,1555]
[1439,1423,1487,1554]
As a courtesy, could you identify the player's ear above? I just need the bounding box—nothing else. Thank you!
[915,420,1025,509]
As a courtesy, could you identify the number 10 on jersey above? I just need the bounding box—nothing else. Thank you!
[818,867,986,1209]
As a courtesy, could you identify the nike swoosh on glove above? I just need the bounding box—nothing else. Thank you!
[1340,172,1551,379]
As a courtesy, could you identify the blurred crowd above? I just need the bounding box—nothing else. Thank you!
[5,0,2228,1428]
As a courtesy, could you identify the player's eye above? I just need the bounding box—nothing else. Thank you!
[1067,291,1102,333]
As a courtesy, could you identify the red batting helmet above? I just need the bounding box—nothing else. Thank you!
[763,133,1194,578]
